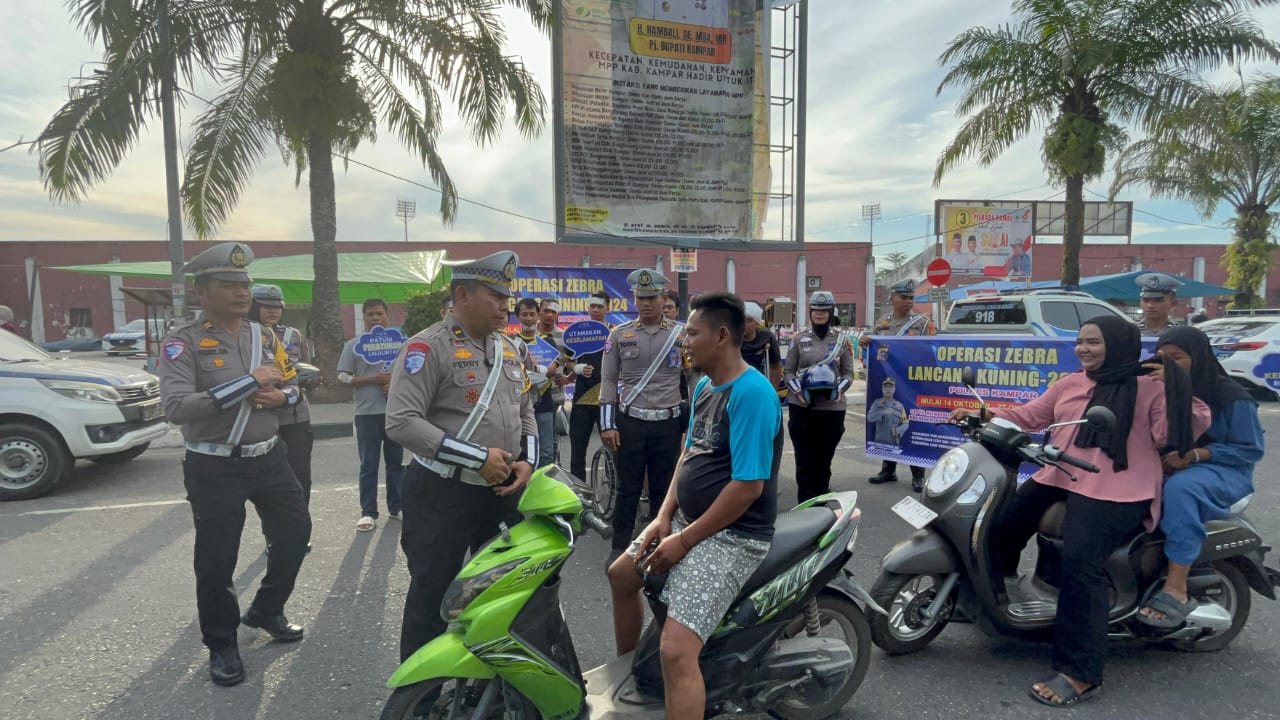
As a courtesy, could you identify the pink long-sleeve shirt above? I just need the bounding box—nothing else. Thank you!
[993,370,1211,529]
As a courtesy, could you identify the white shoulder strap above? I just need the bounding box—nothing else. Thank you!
[226,322,264,445]
[620,323,683,412]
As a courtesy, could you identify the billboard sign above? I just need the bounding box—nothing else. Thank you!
[556,0,760,241]
[938,204,1034,278]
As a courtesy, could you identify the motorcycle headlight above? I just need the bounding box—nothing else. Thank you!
[439,558,527,623]
[926,449,970,496]
[40,379,122,404]
[956,474,987,504]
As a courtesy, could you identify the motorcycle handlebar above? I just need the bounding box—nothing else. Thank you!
[583,510,613,540]
[1045,445,1099,473]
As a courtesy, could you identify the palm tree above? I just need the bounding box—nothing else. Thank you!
[36,0,550,382]
[1112,77,1280,307]
[932,0,1278,285]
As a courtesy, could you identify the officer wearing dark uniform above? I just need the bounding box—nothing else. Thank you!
[783,290,855,503]
[600,269,686,556]
[251,283,314,503]
[862,280,936,490]
[158,243,311,687]
[385,251,538,662]
[1137,272,1185,337]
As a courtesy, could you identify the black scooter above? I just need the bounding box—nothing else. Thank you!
[868,368,1279,655]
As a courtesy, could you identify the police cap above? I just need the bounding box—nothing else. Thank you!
[1137,272,1182,299]
[889,279,916,297]
[627,269,670,297]
[809,290,836,310]
[445,250,519,297]
[182,242,253,282]
[251,284,285,308]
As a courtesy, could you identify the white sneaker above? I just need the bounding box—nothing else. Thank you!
[356,516,376,532]
[388,511,401,521]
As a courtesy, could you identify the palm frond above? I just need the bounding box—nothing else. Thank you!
[933,99,1038,187]
[180,48,275,238]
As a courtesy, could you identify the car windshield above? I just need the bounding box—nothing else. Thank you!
[1200,320,1277,338]
[0,331,51,363]
[121,319,146,332]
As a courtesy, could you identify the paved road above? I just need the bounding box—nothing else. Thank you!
[3,398,1278,719]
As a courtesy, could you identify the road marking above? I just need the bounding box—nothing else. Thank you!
[4,484,359,518]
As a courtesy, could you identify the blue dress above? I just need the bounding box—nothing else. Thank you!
[1160,397,1264,565]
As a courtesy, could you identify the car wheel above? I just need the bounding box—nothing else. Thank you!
[0,423,72,501]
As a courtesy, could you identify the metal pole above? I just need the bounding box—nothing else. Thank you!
[678,271,689,321]
[158,0,186,319]
[794,1,807,246]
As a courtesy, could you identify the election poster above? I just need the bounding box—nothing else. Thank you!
[558,0,761,239]
[939,204,1034,278]
[864,335,1158,473]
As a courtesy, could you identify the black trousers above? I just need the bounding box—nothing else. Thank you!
[993,481,1146,686]
[399,462,522,661]
[569,403,600,481]
[788,406,846,503]
[879,460,925,482]
[612,414,682,548]
[182,443,311,650]
[279,421,314,504]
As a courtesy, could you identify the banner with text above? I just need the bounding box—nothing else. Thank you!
[940,204,1034,277]
[559,0,760,239]
[865,335,1159,471]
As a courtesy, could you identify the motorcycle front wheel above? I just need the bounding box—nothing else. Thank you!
[768,594,872,720]
[380,677,536,720]
[868,572,954,655]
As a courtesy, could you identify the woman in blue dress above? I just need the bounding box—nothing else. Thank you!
[1139,326,1264,627]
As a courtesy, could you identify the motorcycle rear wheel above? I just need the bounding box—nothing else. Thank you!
[1173,559,1251,653]
[868,572,953,655]
[380,677,536,720]
[767,594,872,720]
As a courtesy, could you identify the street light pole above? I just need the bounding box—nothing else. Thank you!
[861,202,881,246]
[158,0,185,319]
[395,198,417,243]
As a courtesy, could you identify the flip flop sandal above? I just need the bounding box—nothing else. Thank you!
[1137,590,1198,630]
[356,516,376,532]
[1028,675,1102,708]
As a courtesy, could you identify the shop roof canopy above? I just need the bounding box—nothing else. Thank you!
[52,250,450,304]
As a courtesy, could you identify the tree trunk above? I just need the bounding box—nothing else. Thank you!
[1060,173,1084,286]
[306,130,347,401]
[1224,204,1273,309]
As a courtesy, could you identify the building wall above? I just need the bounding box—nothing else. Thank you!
[1,240,871,343]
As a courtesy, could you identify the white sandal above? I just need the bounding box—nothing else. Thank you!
[356,516,376,532]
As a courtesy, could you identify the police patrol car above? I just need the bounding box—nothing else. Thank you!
[943,290,1130,336]
[1,329,167,500]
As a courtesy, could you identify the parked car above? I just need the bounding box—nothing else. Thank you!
[1197,316,1280,400]
[101,318,168,356]
[943,290,1130,335]
[1,330,168,500]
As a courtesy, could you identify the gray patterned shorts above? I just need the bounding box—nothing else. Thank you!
[628,514,771,643]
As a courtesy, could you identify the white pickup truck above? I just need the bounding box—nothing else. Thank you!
[1,330,168,501]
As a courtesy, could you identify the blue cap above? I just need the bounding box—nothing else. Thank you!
[1137,272,1182,299]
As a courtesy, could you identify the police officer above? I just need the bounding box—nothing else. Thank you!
[867,377,910,446]
[158,243,311,687]
[1137,272,1184,337]
[861,280,936,490]
[784,290,855,503]
[251,284,314,504]
[385,250,538,662]
[600,269,685,559]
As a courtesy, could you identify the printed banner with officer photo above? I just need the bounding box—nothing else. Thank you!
[940,204,1034,277]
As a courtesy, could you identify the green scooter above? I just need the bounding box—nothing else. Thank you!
[380,466,882,719]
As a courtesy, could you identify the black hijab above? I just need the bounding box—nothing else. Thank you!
[1073,316,1195,471]
[1156,326,1251,417]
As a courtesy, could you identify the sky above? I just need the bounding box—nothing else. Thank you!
[2,0,1279,263]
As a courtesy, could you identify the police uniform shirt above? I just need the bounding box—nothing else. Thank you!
[868,396,909,444]
[782,327,855,411]
[873,312,937,337]
[600,318,685,412]
[271,324,311,425]
[385,314,537,472]
[1138,318,1184,337]
[158,316,299,445]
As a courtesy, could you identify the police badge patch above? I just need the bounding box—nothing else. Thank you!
[163,340,185,360]
[404,342,430,375]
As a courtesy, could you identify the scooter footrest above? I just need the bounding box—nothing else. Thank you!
[1007,600,1057,620]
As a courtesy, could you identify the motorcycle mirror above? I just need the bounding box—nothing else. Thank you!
[961,367,977,388]
[1085,406,1117,433]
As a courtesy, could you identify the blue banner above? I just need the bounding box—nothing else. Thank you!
[508,267,637,326]
[864,335,1159,471]
[562,320,611,358]
[355,325,406,369]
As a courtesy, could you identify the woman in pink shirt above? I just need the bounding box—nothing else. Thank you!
[951,315,1210,707]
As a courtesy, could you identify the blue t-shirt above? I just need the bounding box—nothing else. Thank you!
[675,368,782,540]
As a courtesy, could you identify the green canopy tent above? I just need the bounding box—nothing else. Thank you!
[52,250,450,304]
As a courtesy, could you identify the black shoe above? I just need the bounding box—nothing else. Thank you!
[911,476,925,493]
[209,645,245,686]
[241,610,305,642]
[868,473,898,485]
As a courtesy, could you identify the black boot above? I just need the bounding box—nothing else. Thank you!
[241,609,305,642]
[209,645,245,686]
[868,472,898,484]
[911,469,926,493]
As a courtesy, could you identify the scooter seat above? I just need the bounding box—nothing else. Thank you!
[1038,501,1067,538]
[740,507,837,593]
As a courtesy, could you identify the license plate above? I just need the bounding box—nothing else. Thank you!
[141,402,163,421]
[891,495,938,529]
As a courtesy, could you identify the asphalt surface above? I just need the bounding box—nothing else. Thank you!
[3,396,1279,720]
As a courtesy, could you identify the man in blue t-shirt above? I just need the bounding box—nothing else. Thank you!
[607,292,781,720]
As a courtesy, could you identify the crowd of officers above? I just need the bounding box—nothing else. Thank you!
[167,242,1200,688]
